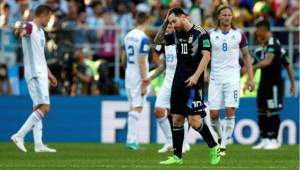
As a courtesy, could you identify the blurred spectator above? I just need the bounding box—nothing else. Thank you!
[0,63,12,95]
[113,1,134,39]
[0,2,16,28]
[189,0,203,26]
[87,0,104,28]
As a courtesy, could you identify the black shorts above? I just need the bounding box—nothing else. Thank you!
[170,84,206,118]
[257,81,284,112]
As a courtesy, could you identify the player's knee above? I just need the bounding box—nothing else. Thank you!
[189,118,202,130]
[38,104,50,116]
[155,107,166,119]
[172,115,184,127]
[210,110,219,120]
[225,107,236,117]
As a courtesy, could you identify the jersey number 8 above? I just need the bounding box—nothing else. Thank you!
[222,43,228,51]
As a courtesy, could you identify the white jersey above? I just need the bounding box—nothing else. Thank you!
[155,44,177,88]
[22,22,48,80]
[124,28,150,88]
[209,28,248,83]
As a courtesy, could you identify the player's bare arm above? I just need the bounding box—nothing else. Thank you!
[185,50,210,87]
[286,64,295,96]
[138,56,148,95]
[48,68,57,87]
[253,53,274,69]
[242,48,255,91]
[153,17,169,44]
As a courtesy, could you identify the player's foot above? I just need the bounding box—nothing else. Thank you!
[11,134,27,152]
[264,139,280,150]
[158,143,173,153]
[35,144,57,153]
[182,143,190,153]
[209,144,221,165]
[160,155,183,165]
[252,138,267,150]
[220,148,226,156]
[126,143,140,150]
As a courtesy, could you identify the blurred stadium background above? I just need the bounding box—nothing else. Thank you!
[0,0,299,169]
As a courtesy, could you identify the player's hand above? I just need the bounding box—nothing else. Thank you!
[185,74,199,87]
[290,84,295,96]
[247,79,255,92]
[49,74,57,88]
[204,71,209,83]
[142,77,151,87]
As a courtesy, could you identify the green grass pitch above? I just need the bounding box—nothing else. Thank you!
[0,143,299,170]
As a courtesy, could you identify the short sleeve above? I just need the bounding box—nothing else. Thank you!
[154,44,164,54]
[139,36,149,55]
[280,48,290,67]
[199,33,211,52]
[266,44,275,55]
[239,32,248,49]
[23,23,33,35]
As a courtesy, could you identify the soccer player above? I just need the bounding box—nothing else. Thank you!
[159,8,220,165]
[208,5,254,156]
[143,23,191,153]
[252,20,295,150]
[11,5,57,153]
[123,12,150,150]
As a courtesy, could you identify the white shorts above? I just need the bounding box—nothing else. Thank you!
[27,77,50,107]
[155,84,171,109]
[126,87,146,108]
[208,80,240,110]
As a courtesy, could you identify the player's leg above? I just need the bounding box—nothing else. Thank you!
[252,85,269,149]
[220,82,239,155]
[208,81,223,143]
[155,87,172,153]
[11,78,45,152]
[182,118,190,153]
[188,115,220,165]
[264,84,283,150]
[33,103,56,152]
[160,114,184,165]
[126,88,143,150]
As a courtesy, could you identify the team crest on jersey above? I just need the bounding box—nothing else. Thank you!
[231,35,236,40]
[216,36,219,40]
[188,36,193,43]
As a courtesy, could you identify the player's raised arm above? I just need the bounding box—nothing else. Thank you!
[15,22,33,38]
[153,12,169,44]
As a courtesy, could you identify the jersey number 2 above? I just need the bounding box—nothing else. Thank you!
[181,44,188,54]
[127,45,135,64]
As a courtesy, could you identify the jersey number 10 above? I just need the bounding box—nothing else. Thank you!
[181,43,188,54]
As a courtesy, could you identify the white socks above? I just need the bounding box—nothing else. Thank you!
[157,111,172,144]
[126,111,140,144]
[33,120,43,146]
[183,119,189,145]
[221,116,235,149]
[17,110,42,138]
[211,118,222,138]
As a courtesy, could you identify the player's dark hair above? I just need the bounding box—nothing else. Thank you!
[215,5,235,29]
[35,5,52,17]
[168,8,187,16]
[136,12,148,25]
[255,19,270,31]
